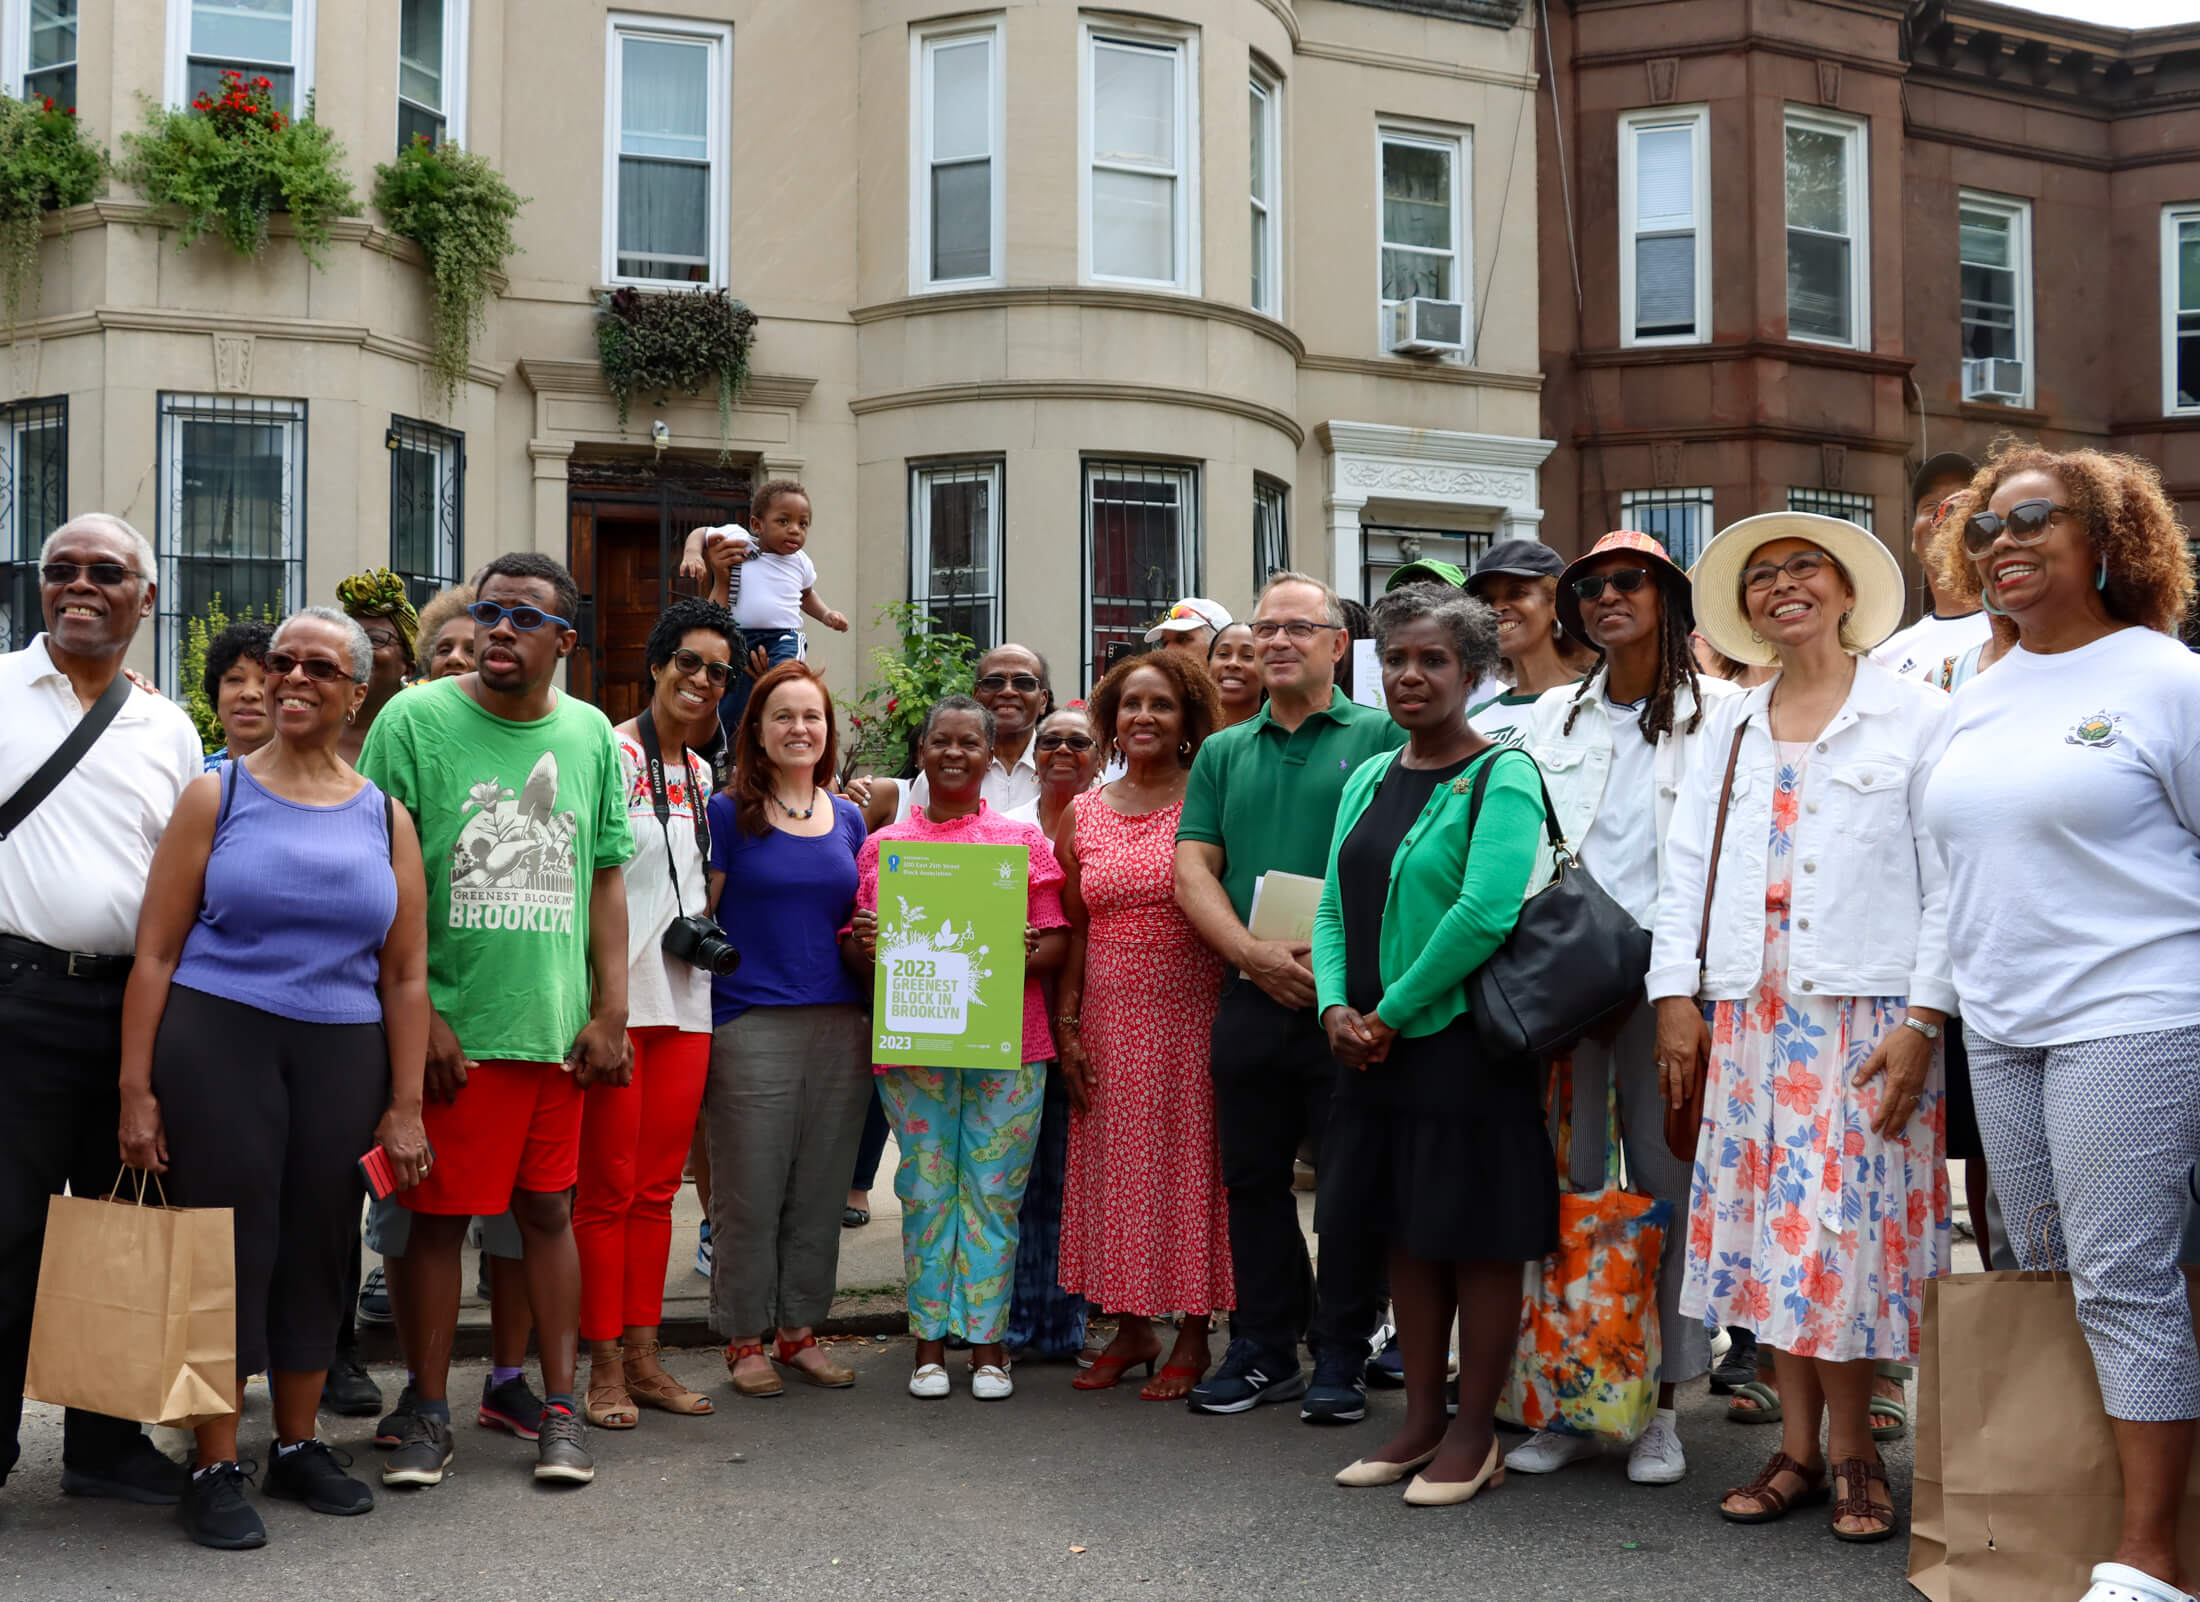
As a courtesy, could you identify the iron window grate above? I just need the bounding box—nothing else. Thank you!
[157,394,307,691]
[0,396,67,656]
[389,416,464,609]
[1083,457,1200,686]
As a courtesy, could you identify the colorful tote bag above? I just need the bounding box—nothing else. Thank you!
[1497,1063,1672,1443]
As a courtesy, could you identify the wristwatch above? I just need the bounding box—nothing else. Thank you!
[1902,1016,1942,1042]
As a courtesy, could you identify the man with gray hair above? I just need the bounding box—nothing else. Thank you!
[0,514,201,1506]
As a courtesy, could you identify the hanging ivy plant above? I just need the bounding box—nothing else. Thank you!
[118,71,357,264]
[0,91,108,333]
[595,285,758,460]
[373,135,525,410]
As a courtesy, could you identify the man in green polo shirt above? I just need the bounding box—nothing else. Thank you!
[1175,570,1405,1422]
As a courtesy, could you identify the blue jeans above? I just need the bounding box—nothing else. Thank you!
[719,628,801,739]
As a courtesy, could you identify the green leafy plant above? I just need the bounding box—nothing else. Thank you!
[0,92,106,332]
[838,603,979,778]
[180,592,275,753]
[373,135,525,409]
[595,285,758,459]
[119,70,357,264]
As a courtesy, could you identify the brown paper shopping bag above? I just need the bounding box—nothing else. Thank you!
[24,1173,235,1429]
[1907,1277,1950,1601]
[1908,1266,2200,1602]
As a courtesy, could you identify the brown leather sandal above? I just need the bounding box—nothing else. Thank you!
[614,1338,712,1414]
[1829,1455,1897,1543]
[772,1332,854,1389]
[585,1345,639,1429]
[1718,1451,1830,1524]
[724,1340,784,1398]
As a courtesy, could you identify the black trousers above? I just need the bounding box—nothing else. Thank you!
[1209,977,1388,1360]
[0,956,148,1486]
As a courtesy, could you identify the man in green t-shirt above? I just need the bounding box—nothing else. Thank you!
[1175,571,1405,1423]
[358,553,633,1492]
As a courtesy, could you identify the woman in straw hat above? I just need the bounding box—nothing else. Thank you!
[1649,512,1954,1542]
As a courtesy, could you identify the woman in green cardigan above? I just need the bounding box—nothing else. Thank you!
[1314,584,1557,1508]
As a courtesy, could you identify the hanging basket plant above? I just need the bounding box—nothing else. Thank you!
[373,135,525,411]
[595,285,757,460]
[118,70,357,264]
[0,92,108,334]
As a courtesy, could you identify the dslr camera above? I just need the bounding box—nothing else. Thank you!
[663,912,741,977]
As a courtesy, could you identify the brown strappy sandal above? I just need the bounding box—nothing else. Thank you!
[1718,1451,1830,1524]
[1829,1454,1896,1543]
[626,1337,716,1414]
[585,1344,639,1429]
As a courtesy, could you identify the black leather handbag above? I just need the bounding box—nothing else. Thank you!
[1463,748,1653,1063]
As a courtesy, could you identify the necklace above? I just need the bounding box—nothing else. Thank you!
[770,786,816,820]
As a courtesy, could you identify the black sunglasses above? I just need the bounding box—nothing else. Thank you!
[263,651,351,684]
[466,600,572,632]
[1036,732,1096,752]
[1962,498,2068,558]
[668,647,732,686]
[975,673,1044,693]
[41,561,136,587]
[1570,567,1654,603]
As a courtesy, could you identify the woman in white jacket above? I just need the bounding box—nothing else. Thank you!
[1651,513,1954,1543]
[1507,531,1733,1488]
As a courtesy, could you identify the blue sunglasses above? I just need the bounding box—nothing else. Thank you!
[466,600,572,632]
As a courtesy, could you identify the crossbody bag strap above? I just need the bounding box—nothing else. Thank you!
[1695,716,1751,966]
[0,667,131,842]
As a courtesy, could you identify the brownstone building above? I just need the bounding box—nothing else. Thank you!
[1538,0,2200,607]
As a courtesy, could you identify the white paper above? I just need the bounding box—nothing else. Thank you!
[1350,637,1384,708]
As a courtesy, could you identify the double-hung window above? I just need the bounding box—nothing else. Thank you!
[2163,206,2200,415]
[1619,107,1708,345]
[909,460,1002,652]
[1784,108,1869,348]
[168,0,312,113]
[5,0,75,107]
[1083,459,1199,683]
[0,396,64,656]
[605,15,729,287]
[1378,126,1468,340]
[911,22,1002,290]
[1253,474,1289,586]
[1958,192,2031,406]
[1083,26,1196,292]
[397,0,466,150]
[1618,487,1713,569]
[156,394,306,690]
[1249,69,1280,316]
[388,417,462,608]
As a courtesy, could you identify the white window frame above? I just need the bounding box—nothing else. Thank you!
[602,13,732,291]
[1249,65,1281,317]
[396,0,468,150]
[1618,487,1714,569]
[1253,473,1289,585]
[908,19,1005,294]
[1375,122,1470,353]
[1957,189,2031,408]
[909,458,1004,651]
[3,0,76,104]
[1078,21,1200,295]
[2162,204,2200,417]
[1782,106,1870,350]
[164,0,316,111]
[1618,105,1709,348]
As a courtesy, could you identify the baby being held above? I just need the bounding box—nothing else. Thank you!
[678,478,848,729]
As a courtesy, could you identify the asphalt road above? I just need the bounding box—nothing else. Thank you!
[4,1340,1918,1602]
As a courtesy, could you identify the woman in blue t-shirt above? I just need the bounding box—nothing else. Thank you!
[704,660,870,1397]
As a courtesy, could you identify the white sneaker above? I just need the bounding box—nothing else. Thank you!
[1627,1409,1687,1485]
[907,1363,950,1400]
[970,1363,1014,1401]
[1504,1429,1600,1475]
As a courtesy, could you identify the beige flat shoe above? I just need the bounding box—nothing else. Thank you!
[626,1337,714,1415]
[724,1341,784,1398]
[1403,1440,1505,1507]
[773,1332,854,1389]
[1336,1444,1440,1488]
[585,1347,639,1429]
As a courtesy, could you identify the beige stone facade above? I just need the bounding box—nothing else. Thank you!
[5,0,1548,706]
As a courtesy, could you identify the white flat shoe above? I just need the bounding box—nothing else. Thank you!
[2083,1563,2199,1602]
[1403,1440,1505,1507]
[1335,1444,1439,1488]
[971,1363,1013,1401]
[907,1363,950,1400]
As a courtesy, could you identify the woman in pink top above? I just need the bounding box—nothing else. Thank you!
[846,696,1069,1402]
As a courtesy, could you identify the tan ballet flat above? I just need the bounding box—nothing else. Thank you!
[1403,1440,1505,1506]
[1336,1444,1440,1488]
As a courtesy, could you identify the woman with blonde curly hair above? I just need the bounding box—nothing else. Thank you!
[1923,443,2200,1602]
[415,585,479,681]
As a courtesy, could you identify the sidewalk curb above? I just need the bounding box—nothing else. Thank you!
[353,1301,909,1362]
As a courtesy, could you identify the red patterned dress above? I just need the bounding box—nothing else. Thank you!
[1057,791,1234,1316]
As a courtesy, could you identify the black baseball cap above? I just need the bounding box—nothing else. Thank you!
[1467,539,1566,596]
[1908,451,1977,507]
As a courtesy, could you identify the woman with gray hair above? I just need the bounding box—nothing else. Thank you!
[1312,585,1556,1507]
[118,606,431,1551]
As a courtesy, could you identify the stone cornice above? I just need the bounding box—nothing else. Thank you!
[849,378,1306,447]
[852,285,1306,361]
[1317,419,1556,470]
[1333,0,1525,30]
[42,202,510,292]
[1299,351,1542,391]
[1573,339,1916,380]
[1,303,505,386]
[517,358,816,410]
[1907,0,2200,115]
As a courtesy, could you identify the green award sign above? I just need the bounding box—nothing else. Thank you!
[871,842,1029,1068]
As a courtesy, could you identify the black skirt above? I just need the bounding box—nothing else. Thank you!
[1315,1015,1559,1265]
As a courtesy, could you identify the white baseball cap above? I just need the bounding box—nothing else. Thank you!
[1144,598,1232,642]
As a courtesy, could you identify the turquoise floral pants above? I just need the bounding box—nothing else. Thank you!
[878,1063,1044,1343]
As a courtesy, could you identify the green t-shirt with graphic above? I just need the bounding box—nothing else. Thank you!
[360,678,635,1064]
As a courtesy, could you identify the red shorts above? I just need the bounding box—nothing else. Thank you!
[403,1059,585,1216]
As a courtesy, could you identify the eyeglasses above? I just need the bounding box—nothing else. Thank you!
[263,651,352,684]
[465,600,572,632]
[40,561,136,587]
[1250,620,1337,642]
[1036,733,1095,752]
[668,647,732,685]
[1570,567,1653,602]
[1741,551,1835,593]
[975,673,1044,694]
[1962,498,2068,558]
[362,627,401,651]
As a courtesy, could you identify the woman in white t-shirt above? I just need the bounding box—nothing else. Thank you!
[1922,445,2200,1602]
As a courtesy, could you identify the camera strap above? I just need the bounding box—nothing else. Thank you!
[637,706,710,922]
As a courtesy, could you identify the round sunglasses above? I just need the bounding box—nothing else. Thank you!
[665,647,732,686]
[1962,498,2069,558]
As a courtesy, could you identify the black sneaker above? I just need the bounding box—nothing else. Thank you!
[373,1383,421,1449]
[479,1372,544,1441]
[380,1410,453,1488]
[1185,1337,1306,1415]
[1365,1324,1406,1390]
[264,1439,374,1516]
[177,1460,266,1551]
[321,1354,383,1418]
[357,1264,393,1326]
[60,1435,188,1505]
[533,1404,594,1485]
[1300,1347,1370,1424]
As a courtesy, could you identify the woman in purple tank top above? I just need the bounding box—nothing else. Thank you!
[116,607,430,1552]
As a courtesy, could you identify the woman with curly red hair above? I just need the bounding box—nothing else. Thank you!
[1923,444,2200,1602]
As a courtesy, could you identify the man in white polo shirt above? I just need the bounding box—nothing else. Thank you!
[0,514,201,1507]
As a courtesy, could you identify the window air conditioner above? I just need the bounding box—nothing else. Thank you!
[1962,357,2025,402]
[1389,297,1466,356]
